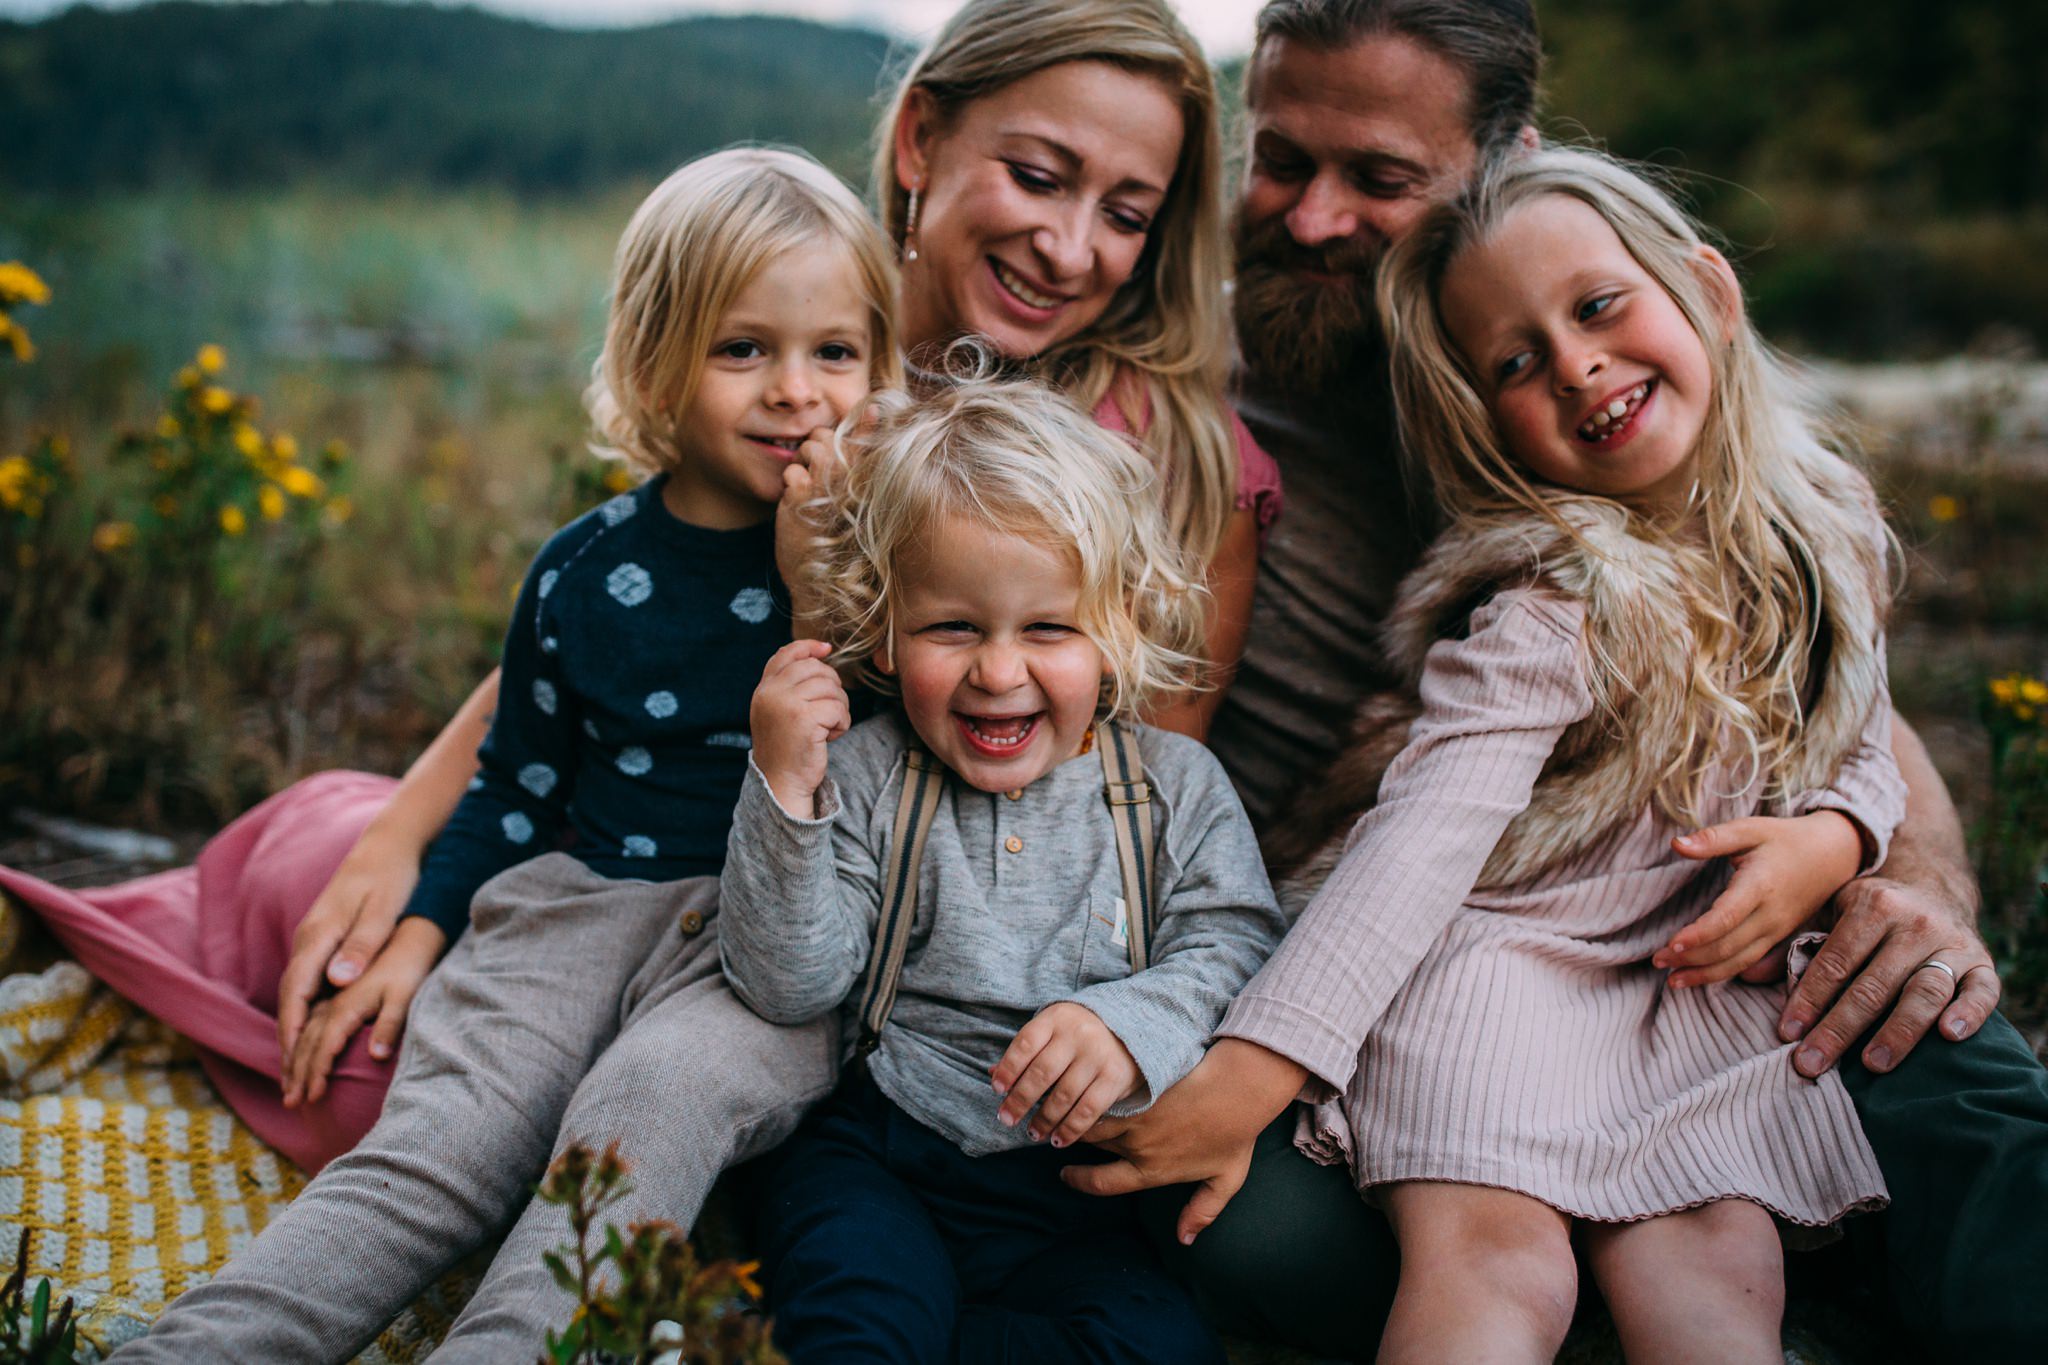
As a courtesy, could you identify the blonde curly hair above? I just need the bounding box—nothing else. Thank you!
[809,358,1209,722]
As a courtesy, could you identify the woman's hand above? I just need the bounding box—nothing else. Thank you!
[1063,1037,1308,1245]
[282,916,447,1108]
[991,1002,1140,1147]
[1657,811,1866,987]
[277,828,424,1063]
[750,639,851,817]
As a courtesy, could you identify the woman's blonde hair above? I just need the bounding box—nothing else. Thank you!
[588,146,903,477]
[810,354,1210,722]
[871,0,1239,566]
[1378,145,1892,825]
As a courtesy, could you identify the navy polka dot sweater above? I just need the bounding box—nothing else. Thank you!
[401,474,789,940]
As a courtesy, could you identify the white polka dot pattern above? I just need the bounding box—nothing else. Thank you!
[645,691,678,718]
[518,763,557,797]
[533,679,558,715]
[705,731,752,749]
[537,568,559,599]
[622,835,656,857]
[502,812,535,844]
[608,563,653,607]
[729,586,773,623]
[616,747,653,776]
[600,494,637,527]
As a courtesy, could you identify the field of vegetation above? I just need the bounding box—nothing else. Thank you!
[0,0,2044,1036]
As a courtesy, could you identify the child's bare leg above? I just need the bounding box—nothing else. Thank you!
[1378,1182,1576,1365]
[1581,1199,1783,1365]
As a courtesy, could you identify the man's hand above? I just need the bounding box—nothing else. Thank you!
[749,639,851,817]
[282,916,446,1108]
[1778,871,1999,1077]
[990,1002,1139,1147]
[1659,812,1864,987]
[1062,1037,1308,1246]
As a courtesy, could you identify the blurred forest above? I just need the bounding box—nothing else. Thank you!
[1,1,2044,1026]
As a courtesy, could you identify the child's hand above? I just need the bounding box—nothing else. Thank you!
[282,916,446,1108]
[1656,811,1866,988]
[750,639,851,818]
[278,827,422,1062]
[991,1002,1140,1147]
[774,425,847,626]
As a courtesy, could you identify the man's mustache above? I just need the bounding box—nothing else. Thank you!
[1234,215,1382,282]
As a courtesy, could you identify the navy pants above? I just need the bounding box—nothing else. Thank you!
[758,1072,1225,1365]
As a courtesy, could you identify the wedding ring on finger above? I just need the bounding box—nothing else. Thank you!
[1913,958,1958,989]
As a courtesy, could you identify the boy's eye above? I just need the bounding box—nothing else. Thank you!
[1026,622,1074,637]
[717,340,763,360]
[1577,293,1619,323]
[1006,162,1058,193]
[923,620,976,636]
[817,341,860,363]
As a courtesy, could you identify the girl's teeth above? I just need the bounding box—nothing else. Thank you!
[1606,398,1628,418]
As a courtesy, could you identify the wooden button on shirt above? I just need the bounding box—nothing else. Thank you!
[679,910,705,935]
[1004,836,1023,854]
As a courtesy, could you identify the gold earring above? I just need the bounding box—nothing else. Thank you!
[903,184,922,264]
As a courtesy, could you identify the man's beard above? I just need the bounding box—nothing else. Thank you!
[1232,206,1383,393]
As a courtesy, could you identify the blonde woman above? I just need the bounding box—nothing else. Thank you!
[729,368,1282,1363]
[1189,146,1906,1361]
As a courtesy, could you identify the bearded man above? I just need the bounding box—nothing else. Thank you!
[1072,2,2048,1357]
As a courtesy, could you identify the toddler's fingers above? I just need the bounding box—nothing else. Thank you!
[1670,818,1769,861]
[1656,882,1764,968]
[763,638,833,678]
[1025,1060,1094,1142]
[1047,1072,1129,1149]
[367,986,411,1063]
[998,1037,1077,1129]
[1670,939,1775,989]
[299,993,374,1108]
[991,1014,1055,1096]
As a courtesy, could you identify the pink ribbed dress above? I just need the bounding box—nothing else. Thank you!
[1220,588,1902,1227]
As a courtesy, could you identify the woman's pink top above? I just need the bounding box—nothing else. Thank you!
[1092,386,1284,543]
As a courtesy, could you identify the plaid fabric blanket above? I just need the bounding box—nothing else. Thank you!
[0,890,480,1362]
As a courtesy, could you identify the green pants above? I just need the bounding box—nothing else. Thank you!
[1146,1012,2048,1361]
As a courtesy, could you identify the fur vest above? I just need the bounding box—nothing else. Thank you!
[1265,499,1888,911]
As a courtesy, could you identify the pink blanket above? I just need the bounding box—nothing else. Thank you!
[0,772,402,1172]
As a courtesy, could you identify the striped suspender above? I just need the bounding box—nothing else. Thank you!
[1097,719,1157,973]
[854,748,943,1057]
[853,722,1156,1057]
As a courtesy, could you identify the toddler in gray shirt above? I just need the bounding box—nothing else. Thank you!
[720,371,1283,1362]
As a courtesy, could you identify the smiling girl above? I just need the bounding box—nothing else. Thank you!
[1202,147,1906,1362]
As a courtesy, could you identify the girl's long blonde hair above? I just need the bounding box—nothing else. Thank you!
[809,354,1210,723]
[1379,145,1893,825]
[871,0,1238,566]
[588,147,902,476]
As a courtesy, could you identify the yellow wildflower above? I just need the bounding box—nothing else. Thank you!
[2023,678,2048,706]
[1992,676,2020,705]
[0,454,29,509]
[178,366,202,389]
[1928,494,1961,523]
[273,433,299,462]
[603,464,635,495]
[321,440,349,468]
[20,496,41,520]
[734,1260,764,1300]
[2019,705,2038,723]
[153,494,179,519]
[219,505,248,536]
[322,494,355,525]
[233,423,264,458]
[0,262,51,306]
[258,484,286,521]
[197,343,226,374]
[279,465,324,499]
[201,386,233,414]
[92,521,138,553]
[0,316,33,363]
[157,414,182,440]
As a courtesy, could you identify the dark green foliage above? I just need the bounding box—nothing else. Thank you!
[0,1230,79,1365]
[0,1,897,192]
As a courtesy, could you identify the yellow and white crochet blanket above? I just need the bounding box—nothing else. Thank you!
[0,891,479,1362]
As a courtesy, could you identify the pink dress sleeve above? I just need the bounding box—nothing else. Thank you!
[1091,384,1286,545]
